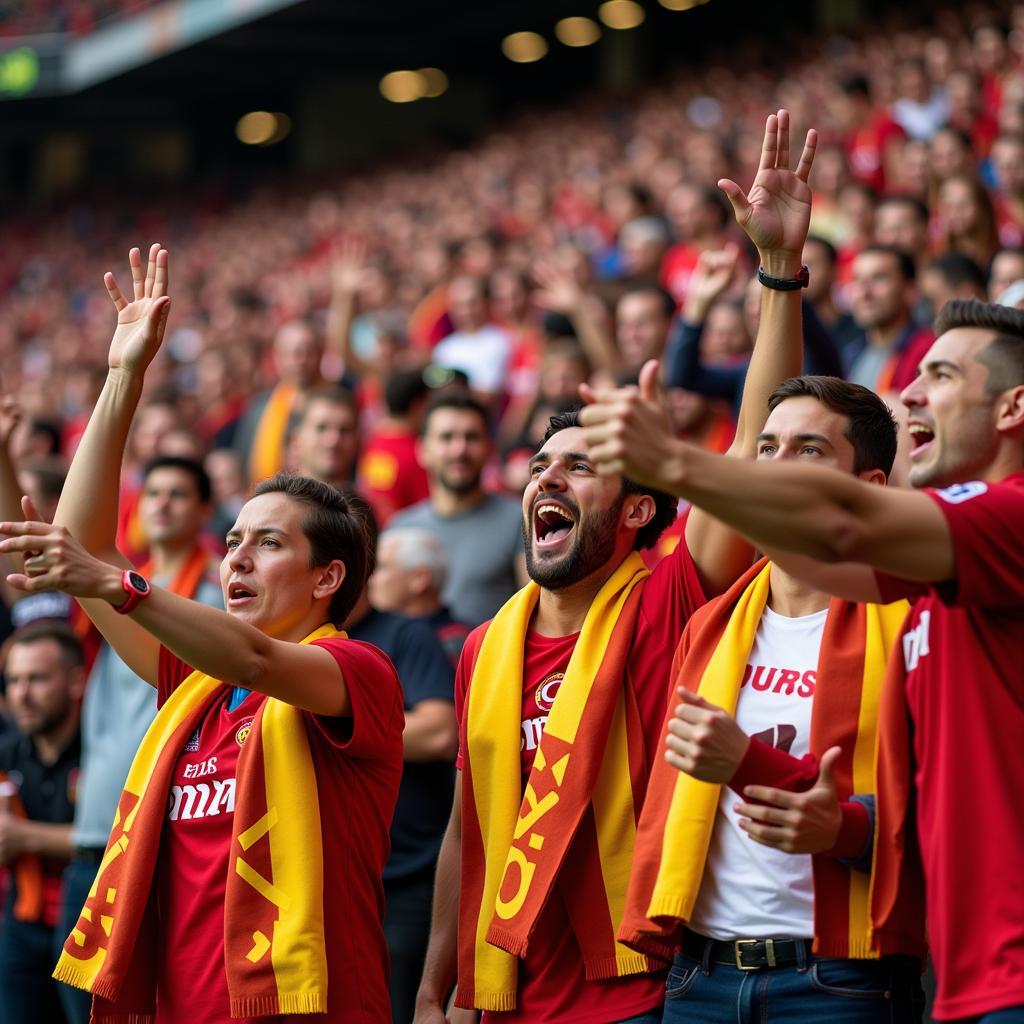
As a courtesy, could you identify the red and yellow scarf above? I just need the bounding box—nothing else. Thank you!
[248,383,297,485]
[457,553,661,1012]
[53,624,341,1020]
[620,561,922,961]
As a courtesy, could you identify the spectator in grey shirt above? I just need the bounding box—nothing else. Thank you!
[389,393,523,627]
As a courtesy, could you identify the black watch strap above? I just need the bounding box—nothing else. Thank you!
[757,264,809,291]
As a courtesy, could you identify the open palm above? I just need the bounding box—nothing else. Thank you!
[105,243,171,373]
[719,110,817,257]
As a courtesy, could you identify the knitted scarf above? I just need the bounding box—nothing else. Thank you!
[457,552,661,1012]
[620,561,920,961]
[52,623,341,1021]
[248,383,296,484]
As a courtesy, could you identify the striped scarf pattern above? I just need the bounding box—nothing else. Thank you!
[620,561,918,960]
[457,553,662,1011]
[52,624,340,1021]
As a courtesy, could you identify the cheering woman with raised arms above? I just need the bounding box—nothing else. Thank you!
[2,245,403,1024]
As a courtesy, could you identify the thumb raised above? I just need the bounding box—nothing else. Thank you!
[639,359,660,403]
[816,746,842,790]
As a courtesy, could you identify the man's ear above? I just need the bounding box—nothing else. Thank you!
[857,467,888,487]
[996,384,1024,435]
[622,492,656,533]
[313,559,346,601]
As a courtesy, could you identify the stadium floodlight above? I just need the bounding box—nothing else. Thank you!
[554,17,602,47]
[501,31,548,63]
[235,111,291,146]
[598,0,646,29]
[419,68,449,98]
[380,70,428,103]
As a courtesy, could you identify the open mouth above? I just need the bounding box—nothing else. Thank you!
[227,581,257,606]
[907,422,935,459]
[533,501,577,549]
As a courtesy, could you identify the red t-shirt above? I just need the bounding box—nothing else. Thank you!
[875,473,1024,1021]
[154,638,404,1024]
[846,112,905,192]
[357,428,430,527]
[455,540,707,1024]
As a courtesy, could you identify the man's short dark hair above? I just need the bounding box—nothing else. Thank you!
[251,474,372,625]
[619,284,677,320]
[878,194,930,225]
[298,385,358,422]
[926,252,987,291]
[858,244,917,282]
[20,457,67,506]
[384,368,431,416]
[767,376,898,476]
[541,408,677,551]
[142,455,212,504]
[837,73,872,99]
[4,619,84,672]
[421,392,491,437]
[804,235,838,266]
[26,418,62,457]
[934,299,1024,395]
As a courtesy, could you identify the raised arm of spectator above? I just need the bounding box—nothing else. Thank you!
[327,236,374,378]
[679,109,817,595]
[664,247,746,405]
[48,244,171,680]
[533,259,621,375]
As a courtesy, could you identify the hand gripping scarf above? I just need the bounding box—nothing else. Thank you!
[620,560,922,962]
[457,552,662,1012]
[53,623,342,1021]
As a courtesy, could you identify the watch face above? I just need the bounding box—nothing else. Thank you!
[127,572,150,594]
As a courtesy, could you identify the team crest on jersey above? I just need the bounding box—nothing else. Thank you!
[183,726,201,753]
[534,672,564,713]
[235,718,254,747]
[935,481,987,504]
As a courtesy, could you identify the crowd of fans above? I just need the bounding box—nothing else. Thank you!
[2,4,1024,1023]
[0,0,155,37]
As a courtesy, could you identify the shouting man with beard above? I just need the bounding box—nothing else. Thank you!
[414,109,817,1024]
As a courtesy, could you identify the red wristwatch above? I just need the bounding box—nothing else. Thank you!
[115,569,151,615]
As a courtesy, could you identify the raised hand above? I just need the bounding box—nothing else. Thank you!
[533,258,585,315]
[579,359,681,491]
[104,244,171,375]
[718,109,817,267]
[331,236,371,297]
[684,244,740,323]
[734,746,844,854]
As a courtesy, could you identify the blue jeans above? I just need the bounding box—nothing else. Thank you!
[54,857,98,1024]
[0,897,67,1024]
[616,1014,661,1024]
[661,949,924,1023]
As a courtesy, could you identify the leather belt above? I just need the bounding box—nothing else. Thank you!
[681,929,813,971]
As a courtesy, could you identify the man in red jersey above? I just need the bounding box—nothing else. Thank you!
[413,109,817,1024]
[580,295,1024,1023]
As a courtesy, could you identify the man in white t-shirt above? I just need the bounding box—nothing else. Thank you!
[632,375,926,1023]
[431,275,511,402]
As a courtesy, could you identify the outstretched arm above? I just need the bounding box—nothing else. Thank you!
[682,109,817,595]
[0,523,352,715]
[50,245,172,681]
[577,411,954,584]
